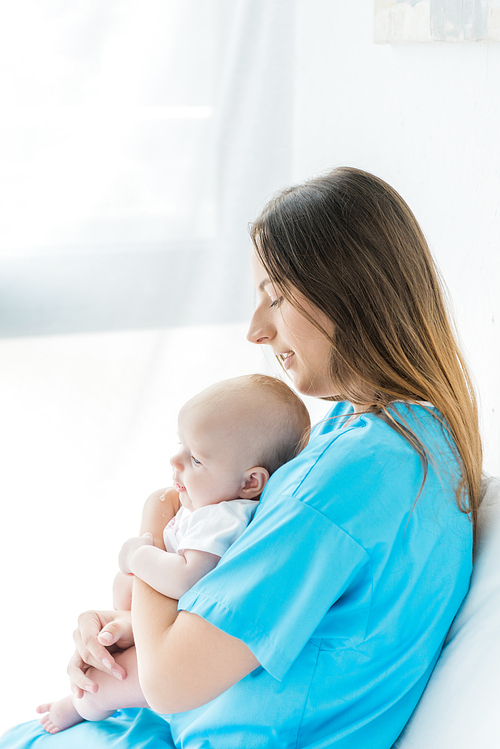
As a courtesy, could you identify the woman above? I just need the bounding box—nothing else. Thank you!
[1,167,482,748]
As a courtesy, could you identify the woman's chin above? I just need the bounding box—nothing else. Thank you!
[293,377,336,399]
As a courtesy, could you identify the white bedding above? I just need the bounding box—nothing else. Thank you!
[394,475,500,748]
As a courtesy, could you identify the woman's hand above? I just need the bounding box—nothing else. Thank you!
[68,609,134,698]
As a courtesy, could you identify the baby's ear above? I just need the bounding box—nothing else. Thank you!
[240,467,270,499]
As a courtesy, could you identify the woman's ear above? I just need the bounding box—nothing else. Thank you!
[239,467,270,499]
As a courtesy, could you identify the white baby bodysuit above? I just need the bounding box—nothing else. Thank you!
[163,499,259,558]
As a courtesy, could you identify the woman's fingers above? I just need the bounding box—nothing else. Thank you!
[72,624,118,680]
[67,650,99,697]
[98,614,135,652]
[68,609,134,696]
[97,629,117,646]
[74,611,113,669]
[72,610,131,681]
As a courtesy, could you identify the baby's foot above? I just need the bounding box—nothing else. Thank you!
[36,696,84,734]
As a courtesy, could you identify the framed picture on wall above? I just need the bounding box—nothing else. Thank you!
[375,0,500,43]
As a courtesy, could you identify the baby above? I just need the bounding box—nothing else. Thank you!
[37,374,310,734]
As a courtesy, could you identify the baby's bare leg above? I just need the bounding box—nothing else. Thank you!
[113,571,134,610]
[37,646,148,734]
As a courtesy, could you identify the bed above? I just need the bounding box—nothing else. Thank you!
[394,475,500,748]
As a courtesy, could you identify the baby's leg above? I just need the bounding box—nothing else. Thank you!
[113,570,133,610]
[37,646,148,734]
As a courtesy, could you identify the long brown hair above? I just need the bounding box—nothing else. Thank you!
[250,167,482,547]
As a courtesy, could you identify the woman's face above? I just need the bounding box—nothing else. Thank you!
[247,250,336,398]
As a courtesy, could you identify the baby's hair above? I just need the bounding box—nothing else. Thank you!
[244,374,311,475]
[187,374,310,476]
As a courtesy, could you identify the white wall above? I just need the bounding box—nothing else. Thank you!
[2,2,499,737]
[293,0,500,475]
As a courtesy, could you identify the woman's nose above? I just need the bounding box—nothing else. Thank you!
[246,308,274,345]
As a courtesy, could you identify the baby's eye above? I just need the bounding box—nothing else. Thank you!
[191,456,202,466]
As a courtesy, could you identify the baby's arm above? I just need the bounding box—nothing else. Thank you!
[120,537,220,600]
[114,534,155,609]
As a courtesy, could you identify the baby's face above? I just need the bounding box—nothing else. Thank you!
[170,402,254,512]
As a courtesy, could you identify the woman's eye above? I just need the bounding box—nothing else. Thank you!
[269,296,284,308]
[191,456,202,466]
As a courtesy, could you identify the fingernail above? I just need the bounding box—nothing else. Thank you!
[102,658,112,669]
[112,670,123,681]
[84,684,94,693]
[99,632,113,644]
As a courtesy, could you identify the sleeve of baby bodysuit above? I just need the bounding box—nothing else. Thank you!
[177,501,257,558]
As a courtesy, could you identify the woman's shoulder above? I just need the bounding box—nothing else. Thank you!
[303,401,444,469]
[262,400,463,533]
[310,399,355,437]
[308,400,451,463]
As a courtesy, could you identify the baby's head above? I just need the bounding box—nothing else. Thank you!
[170,374,310,512]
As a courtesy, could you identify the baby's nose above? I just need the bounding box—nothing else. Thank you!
[170,453,182,471]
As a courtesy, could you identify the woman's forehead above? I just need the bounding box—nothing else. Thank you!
[251,249,268,283]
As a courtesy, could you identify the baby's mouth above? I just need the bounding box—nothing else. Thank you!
[174,481,186,493]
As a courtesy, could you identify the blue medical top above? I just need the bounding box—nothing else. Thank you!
[174,401,473,748]
[0,402,473,749]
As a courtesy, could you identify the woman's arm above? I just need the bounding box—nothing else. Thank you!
[132,579,260,715]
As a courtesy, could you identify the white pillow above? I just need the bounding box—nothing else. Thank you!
[394,475,500,748]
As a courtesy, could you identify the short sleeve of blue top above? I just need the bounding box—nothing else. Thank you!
[174,401,472,748]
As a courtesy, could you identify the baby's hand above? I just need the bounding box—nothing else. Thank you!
[119,533,154,575]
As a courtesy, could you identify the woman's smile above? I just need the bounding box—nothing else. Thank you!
[277,351,294,370]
